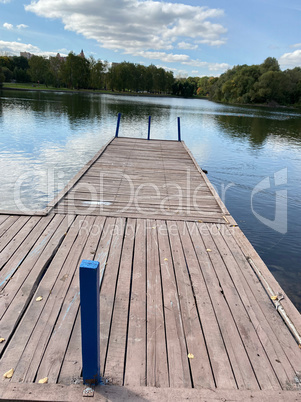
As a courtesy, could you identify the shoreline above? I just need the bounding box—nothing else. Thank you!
[1,85,180,99]
[1,85,300,110]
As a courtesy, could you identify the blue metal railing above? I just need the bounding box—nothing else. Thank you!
[114,113,182,141]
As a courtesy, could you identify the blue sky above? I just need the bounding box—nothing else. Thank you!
[0,0,300,77]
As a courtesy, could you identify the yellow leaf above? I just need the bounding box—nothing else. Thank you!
[36,296,43,302]
[152,227,156,229]
[38,377,48,384]
[206,249,212,252]
[3,368,14,379]
[188,353,194,359]
[198,220,203,223]
[271,295,278,300]
[164,258,168,261]
[0,338,5,343]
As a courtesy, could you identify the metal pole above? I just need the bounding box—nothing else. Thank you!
[177,117,181,141]
[147,116,151,140]
[115,113,121,137]
[80,260,101,386]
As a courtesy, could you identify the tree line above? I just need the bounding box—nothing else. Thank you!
[0,52,175,94]
[197,58,301,106]
[1,54,300,105]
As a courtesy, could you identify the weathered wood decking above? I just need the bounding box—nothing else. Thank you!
[0,137,300,401]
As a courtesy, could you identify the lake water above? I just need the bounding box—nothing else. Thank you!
[0,89,301,311]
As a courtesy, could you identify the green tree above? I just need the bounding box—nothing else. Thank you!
[61,52,90,89]
[254,70,289,104]
[0,67,5,87]
[28,55,50,84]
[260,57,280,74]
[89,56,105,89]
[48,56,63,87]
[1,66,13,82]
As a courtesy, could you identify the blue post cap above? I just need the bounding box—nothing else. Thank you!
[80,260,99,269]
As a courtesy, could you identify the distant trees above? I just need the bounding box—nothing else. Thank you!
[0,53,175,94]
[1,53,299,105]
[206,58,301,106]
[0,67,5,87]
[0,55,30,83]
[107,62,174,93]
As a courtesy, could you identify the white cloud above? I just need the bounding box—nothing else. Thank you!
[3,22,13,30]
[279,49,301,68]
[178,42,198,50]
[17,24,29,29]
[183,59,230,72]
[0,0,12,3]
[26,0,227,64]
[130,50,190,63]
[290,43,301,49]
[196,39,226,46]
[0,40,62,57]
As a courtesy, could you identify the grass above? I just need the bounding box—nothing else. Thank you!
[2,82,174,97]
[3,82,80,92]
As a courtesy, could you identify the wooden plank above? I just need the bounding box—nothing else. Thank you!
[46,136,115,213]
[104,219,136,385]
[0,214,53,294]
[53,206,225,223]
[231,225,301,342]
[176,221,236,389]
[200,223,281,390]
[58,216,117,385]
[181,141,230,216]
[0,215,59,320]
[156,220,192,388]
[57,310,82,385]
[0,215,74,361]
[33,217,107,384]
[220,225,301,379]
[209,223,296,388]
[10,216,94,384]
[0,215,9,227]
[124,219,147,387]
[146,220,168,388]
[99,218,126,376]
[0,383,301,402]
[166,220,215,389]
[186,221,259,390]
[0,210,47,216]
[0,216,41,270]
[0,216,30,252]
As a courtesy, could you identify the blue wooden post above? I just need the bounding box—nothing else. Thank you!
[177,117,181,141]
[80,260,101,386]
[115,113,121,137]
[147,116,151,140]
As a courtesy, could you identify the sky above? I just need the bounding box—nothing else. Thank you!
[0,0,301,77]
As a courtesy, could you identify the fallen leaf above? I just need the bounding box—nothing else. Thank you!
[188,353,194,359]
[0,338,5,343]
[60,274,69,282]
[36,296,43,302]
[164,258,168,261]
[271,295,278,301]
[198,220,203,223]
[206,249,212,252]
[152,227,156,229]
[3,368,14,379]
[38,377,48,384]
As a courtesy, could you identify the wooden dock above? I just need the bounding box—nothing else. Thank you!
[0,137,300,401]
